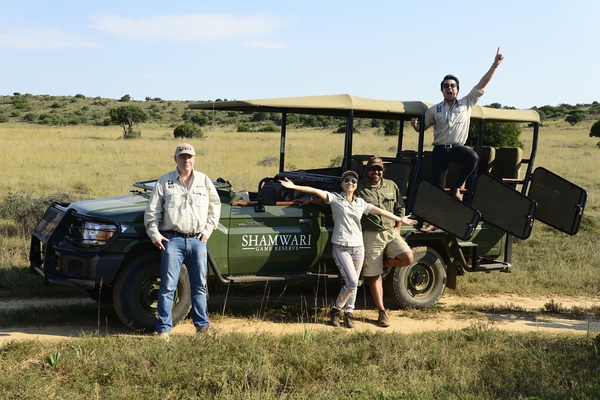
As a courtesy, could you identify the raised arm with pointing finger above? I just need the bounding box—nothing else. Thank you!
[408,49,504,231]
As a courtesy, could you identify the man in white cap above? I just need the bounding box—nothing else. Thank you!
[145,143,221,339]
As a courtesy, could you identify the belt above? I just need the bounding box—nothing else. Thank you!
[166,230,199,238]
[435,144,459,149]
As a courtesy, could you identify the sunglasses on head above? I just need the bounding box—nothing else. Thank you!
[343,178,357,184]
[368,166,383,172]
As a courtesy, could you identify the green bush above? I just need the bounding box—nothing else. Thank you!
[467,122,523,148]
[237,123,252,132]
[23,113,38,122]
[0,191,76,236]
[590,120,600,138]
[0,113,8,123]
[257,125,278,132]
[173,122,203,139]
[38,113,59,125]
[565,110,585,125]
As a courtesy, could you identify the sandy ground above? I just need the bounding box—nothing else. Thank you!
[2,293,600,345]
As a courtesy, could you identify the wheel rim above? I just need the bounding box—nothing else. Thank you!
[135,276,181,318]
[405,261,436,298]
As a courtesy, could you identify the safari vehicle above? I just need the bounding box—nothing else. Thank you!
[29,94,587,332]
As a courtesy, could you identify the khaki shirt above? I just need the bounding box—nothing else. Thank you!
[144,169,221,244]
[423,86,483,145]
[357,178,405,231]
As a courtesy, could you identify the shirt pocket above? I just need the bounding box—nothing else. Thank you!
[381,192,396,208]
[164,191,185,210]
[192,185,209,209]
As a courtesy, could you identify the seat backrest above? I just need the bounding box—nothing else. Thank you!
[384,161,413,195]
[490,147,522,181]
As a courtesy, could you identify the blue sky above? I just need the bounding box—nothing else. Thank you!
[1,0,597,109]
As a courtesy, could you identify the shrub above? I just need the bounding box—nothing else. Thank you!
[237,123,252,132]
[257,125,278,132]
[0,191,77,236]
[38,113,59,125]
[119,94,132,102]
[590,120,600,138]
[565,111,585,125]
[467,122,523,148]
[0,113,8,123]
[382,120,399,136]
[23,113,38,122]
[124,129,141,139]
[173,122,203,139]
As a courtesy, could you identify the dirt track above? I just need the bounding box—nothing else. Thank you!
[2,294,600,345]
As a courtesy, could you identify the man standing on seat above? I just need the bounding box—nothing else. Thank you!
[410,48,504,203]
[145,143,221,339]
[357,156,416,327]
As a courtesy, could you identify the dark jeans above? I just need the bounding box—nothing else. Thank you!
[432,145,478,189]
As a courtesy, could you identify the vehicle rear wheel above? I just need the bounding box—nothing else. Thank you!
[113,252,191,332]
[384,246,446,309]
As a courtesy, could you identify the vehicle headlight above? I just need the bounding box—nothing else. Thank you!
[82,222,118,246]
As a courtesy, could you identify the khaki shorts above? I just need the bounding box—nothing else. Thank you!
[362,229,411,277]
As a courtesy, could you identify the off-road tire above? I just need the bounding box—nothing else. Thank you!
[384,246,446,309]
[113,252,191,332]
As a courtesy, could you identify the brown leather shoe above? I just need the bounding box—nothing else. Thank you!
[377,310,390,328]
[344,312,355,329]
[330,308,341,327]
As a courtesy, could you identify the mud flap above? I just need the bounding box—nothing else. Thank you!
[409,181,481,241]
[527,167,587,235]
[471,173,537,240]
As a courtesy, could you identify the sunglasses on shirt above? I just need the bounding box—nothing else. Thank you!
[343,178,357,184]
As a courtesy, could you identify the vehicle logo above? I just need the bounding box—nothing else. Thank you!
[242,234,312,251]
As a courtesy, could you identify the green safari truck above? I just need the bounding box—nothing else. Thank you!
[29,94,587,331]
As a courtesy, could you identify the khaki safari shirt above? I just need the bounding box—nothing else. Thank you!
[145,169,221,244]
[423,86,483,146]
[357,178,405,231]
[325,191,373,247]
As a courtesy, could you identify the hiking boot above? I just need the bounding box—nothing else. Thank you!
[157,332,170,342]
[377,309,390,328]
[344,312,355,329]
[196,326,210,335]
[330,308,341,327]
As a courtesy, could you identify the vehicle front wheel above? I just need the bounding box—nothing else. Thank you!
[113,252,191,332]
[384,246,446,309]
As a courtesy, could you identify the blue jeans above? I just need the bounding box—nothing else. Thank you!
[156,232,208,333]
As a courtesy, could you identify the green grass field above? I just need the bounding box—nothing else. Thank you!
[1,119,600,398]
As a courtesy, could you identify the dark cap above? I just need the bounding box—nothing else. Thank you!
[366,156,384,168]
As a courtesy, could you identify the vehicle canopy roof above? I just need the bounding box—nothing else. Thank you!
[189,94,540,123]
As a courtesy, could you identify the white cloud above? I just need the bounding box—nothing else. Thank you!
[244,40,285,50]
[0,23,97,50]
[88,13,285,42]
